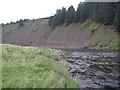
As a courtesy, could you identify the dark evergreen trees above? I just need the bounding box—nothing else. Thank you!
[1,23,4,27]
[59,7,66,25]
[65,5,75,24]
[78,2,90,22]
[49,7,66,27]
[48,2,119,32]
[114,3,120,32]
[49,16,54,26]
[18,19,24,27]
[74,11,79,23]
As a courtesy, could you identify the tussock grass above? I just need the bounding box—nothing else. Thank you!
[2,44,79,88]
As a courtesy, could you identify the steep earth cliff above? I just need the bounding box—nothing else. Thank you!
[2,18,119,50]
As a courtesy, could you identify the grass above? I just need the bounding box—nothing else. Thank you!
[82,19,100,30]
[2,18,49,33]
[35,18,49,25]
[2,24,18,32]
[89,22,100,31]
[2,44,79,88]
[82,20,100,38]
[88,22,100,38]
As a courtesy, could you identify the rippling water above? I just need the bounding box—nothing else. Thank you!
[62,51,120,88]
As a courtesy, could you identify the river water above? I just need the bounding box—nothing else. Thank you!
[61,51,120,88]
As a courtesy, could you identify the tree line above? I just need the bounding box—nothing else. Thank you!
[2,19,30,27]
[49,2,120,32]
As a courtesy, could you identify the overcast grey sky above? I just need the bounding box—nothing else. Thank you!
[0,0,84,24]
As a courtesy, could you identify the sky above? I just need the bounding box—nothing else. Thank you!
[0,0,84,24]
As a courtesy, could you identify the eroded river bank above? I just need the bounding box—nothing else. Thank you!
[61,50,120,88]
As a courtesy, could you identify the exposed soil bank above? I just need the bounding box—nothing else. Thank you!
[2,19,119,50]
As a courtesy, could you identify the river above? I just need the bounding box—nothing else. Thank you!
[61,50,120,88]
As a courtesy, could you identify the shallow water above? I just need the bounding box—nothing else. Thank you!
[62,51,120,88]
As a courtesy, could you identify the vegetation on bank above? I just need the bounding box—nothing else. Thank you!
[2,44,79,88]
[49,2,120,32]
[2,2,120,32]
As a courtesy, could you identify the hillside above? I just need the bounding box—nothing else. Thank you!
[2,18,119,50]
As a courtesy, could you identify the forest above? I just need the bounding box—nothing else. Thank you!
[49,2,120,32]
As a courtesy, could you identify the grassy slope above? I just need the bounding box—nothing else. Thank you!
[2,44,79,88]
[2,18,48,32]
[81,20,119,50]
[2,23,18,33]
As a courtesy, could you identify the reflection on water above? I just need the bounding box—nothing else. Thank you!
[62,51,119,88]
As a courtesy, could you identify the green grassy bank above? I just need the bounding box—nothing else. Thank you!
[2,44,79,88]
